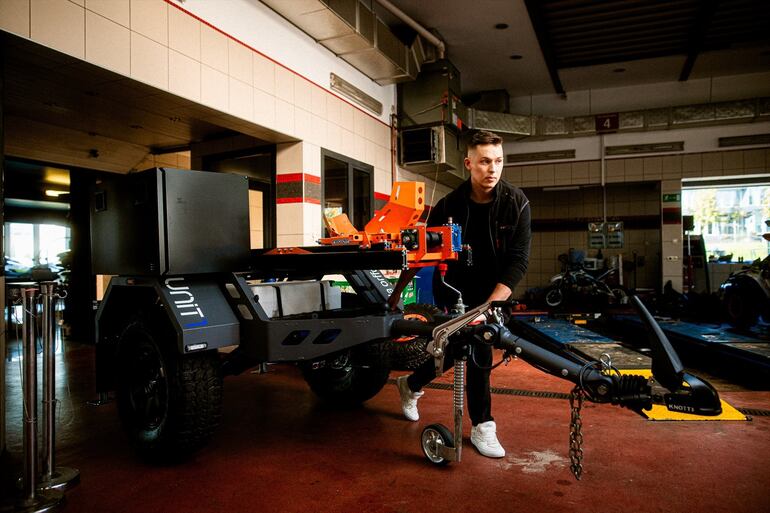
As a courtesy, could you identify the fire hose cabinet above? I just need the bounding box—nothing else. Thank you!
[91,168,250,276]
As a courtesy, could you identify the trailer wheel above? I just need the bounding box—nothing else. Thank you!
[116,321,222,460]
[302,350,390,407]
[421,423,453,465]
[383,303,441,370]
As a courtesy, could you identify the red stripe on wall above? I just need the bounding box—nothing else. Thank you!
[276,173,321,184]
[276,173,303,183]
[164,0,388,127]
[374,192,390,202]
[276,197,321,205]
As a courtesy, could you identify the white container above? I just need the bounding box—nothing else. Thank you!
[250,280,341,318]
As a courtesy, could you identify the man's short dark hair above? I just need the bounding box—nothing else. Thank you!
[467,130,503,153]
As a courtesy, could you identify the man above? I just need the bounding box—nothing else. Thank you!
[396,130,531,458]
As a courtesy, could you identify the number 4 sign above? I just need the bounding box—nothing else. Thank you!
[595,113,619,132]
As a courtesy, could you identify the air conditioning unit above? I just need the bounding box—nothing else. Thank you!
[399,125,466,187]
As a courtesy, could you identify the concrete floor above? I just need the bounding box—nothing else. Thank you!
[2,336,770,513]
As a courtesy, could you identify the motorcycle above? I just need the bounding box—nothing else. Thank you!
[720,221,770,328]
[720,254,770,328]
[545,257,628,308]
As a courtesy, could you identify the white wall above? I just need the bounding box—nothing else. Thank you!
[173,0,395,125]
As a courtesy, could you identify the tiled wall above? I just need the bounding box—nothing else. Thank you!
[505,148,769,296]
[249,189,264,249]
[0,0,402,243]
[513,184,661,299]
[503,149,770,187]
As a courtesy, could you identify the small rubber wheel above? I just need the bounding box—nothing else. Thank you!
[611,287,629,304]
[421,423,454,466]
[545,288,563,307]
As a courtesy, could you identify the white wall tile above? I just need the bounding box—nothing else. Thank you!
[310,115,327,148]
[326,94,342,126]
[200,23,228,74]
[201,64,228,112]
[229,77,253,122]
[130,31,167,90]
[275,65,294,103]
[301,142,321,176]
[294,76,313,113]
[169,49,200,102]
[228,39,252,85]
[253,53,275,95]
[275,99,295,137]
[326,122,342,154]
[31,0,85,59]
[340,101,355,130]
[294,107,312,142]
[168,4,199,60]
[86,11,130,75]
[353,109,366,137]
[311,85,327,118]
[0,0,30,37]
[130,0,167,45]
[276,203,303,235]
[253,88,276,128]
[86,0,128,27]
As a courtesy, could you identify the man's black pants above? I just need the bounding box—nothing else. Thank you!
[405,342,494,426]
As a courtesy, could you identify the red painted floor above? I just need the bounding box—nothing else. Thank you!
[3,340,770,513]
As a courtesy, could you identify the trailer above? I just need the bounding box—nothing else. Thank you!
[92,168,722,465]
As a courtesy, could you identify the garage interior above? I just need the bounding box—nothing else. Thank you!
[1,1,769,512]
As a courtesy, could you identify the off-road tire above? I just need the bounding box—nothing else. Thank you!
[116,321,222,460]
[383,303,441,370]
[301,350,390,407]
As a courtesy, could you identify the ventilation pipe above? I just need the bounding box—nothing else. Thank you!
[376,0,446,59]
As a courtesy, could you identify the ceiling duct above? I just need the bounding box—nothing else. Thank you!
[469,98,770,141]
[261,0,422,85]
[469,109,533,136]
[399,125,466,187]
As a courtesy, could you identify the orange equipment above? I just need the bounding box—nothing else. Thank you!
[318,181,466,309]
[319,181,463,267]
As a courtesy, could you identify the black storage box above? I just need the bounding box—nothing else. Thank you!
[91,168,250,275]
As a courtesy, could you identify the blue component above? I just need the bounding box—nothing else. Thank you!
[450,224,462,252]
[184,318,209,329]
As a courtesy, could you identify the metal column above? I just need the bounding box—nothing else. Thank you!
[3,287,64,512]
[38,282,79,492]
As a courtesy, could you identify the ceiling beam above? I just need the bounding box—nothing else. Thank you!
[525,0,565,96]
[679,0,719,81]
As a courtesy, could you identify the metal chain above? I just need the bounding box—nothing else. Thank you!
[568,385,585,480]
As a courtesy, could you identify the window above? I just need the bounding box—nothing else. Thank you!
[4,222,70,277]
[683,184,770,262]
[322,150,373,232]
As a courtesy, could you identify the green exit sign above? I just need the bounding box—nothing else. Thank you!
[662,193,680,202]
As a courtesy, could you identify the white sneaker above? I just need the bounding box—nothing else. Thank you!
[396,375,424,421]
[470,421,505,458]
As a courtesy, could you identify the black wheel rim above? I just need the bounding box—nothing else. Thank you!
[125,341,168,430]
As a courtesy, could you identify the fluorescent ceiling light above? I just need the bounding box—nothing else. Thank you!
[330,73,383,116]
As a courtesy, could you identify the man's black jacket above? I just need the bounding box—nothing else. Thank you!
[427,179,531,307]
